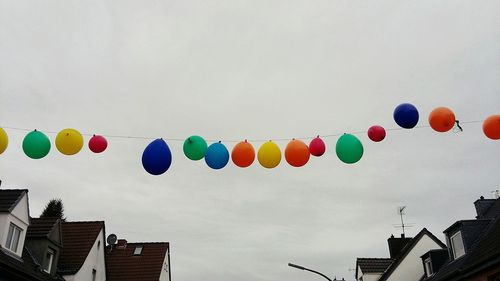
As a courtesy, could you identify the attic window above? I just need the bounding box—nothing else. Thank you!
[43,248,55,273]
[6,223,22,253]
[450,231,465,259]
[133,245,144,255]
[424,258,433,277]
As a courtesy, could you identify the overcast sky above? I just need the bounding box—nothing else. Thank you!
[1,1,500,280]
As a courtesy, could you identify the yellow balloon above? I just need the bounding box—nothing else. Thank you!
[55,128,84,155]
[257,141,281,169]
[0,127,8,154]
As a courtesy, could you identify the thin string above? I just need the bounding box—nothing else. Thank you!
[0,120,483,143]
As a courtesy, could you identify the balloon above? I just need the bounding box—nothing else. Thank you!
[285,139,310,167]
[483,115,500,140]
[56,128,84,155]
[429,107,456,132]
[368,125,386,142]
[0,127,8,154]
[23,130,51,159]
[205,142,229,169]
[309,136,326,157]
[231,140,255,168]
[394,103,419,129]
[142,139,172,175]
[88,135,108,153]
[257,141,281,169]
[183,135,208,160]
[336,134,363,164]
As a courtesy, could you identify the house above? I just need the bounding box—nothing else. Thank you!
[105,238,171,281]
[356,228,446,281]
[421,196,500,281]
[58,221,107,281]
[0,189,61,280]
[0,183,171,281]
[356,258,393,281]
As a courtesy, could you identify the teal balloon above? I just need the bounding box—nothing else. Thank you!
[205,142,229,169]
[336,134,363,164]
[183,135,208,160]
[23,130,51,159]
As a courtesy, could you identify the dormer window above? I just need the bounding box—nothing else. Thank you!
[424,258,433,277]
[133,245,143,255]
[43,248,55,273]
[6,223,22,253]
[450,231,465,259]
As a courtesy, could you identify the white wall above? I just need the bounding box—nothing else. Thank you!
[159,248,170,281]
[63,228,106,281]
[385,234,444,281]
[0,193,30,257]
[357,266,383,281]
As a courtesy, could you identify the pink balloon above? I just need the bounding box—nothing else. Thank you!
[89,135,108,153]
[367,125,386,142]
[309,136,326,157]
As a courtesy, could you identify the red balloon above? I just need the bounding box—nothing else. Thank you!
[231,141,255,168]
[88,135,108,153]
[309,137,326,157]
[429,107,456,132]
[368,125,386,142]
[285,139,310,167]
[483,115,500,140]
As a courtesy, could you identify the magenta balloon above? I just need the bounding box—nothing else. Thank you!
[309,137,326,157]
[367,126,386,142]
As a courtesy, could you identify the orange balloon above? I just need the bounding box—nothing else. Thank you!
[285,139,310,167]
[428,107,456,132]
[483,115,500,140]
[231,141,255,168]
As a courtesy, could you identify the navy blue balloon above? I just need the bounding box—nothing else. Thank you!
[205,142,229,170]
[394,103,419,129]
[142,139,172,175]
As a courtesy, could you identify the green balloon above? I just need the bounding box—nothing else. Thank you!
[183,135,208,160]
[336,134,363,164]
[23,130,51,159]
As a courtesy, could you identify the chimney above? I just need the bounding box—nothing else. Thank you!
[116,239,128,249]
[474,196,496,219]
[387,234,413,258]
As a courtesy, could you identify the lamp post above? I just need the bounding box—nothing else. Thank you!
[288,262,332,281]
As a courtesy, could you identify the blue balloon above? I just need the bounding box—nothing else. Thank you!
[142,139,172,175]
[394,103,419,129]
[205,142,229,170]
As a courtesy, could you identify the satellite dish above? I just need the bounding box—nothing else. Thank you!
[107,234,117,245]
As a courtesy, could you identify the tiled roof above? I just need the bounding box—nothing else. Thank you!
[58,221,104,275]
[0,248,61,280]
[378,228,446,281]
[0,189,27,212]
[27,217,59,238]
[357,258,393,273]
[106,241,169,281]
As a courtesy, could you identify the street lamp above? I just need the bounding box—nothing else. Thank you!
[288,262,332,281]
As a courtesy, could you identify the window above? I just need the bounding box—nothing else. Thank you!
[133,245,143,255]
[97,240,101,250]
[450,231,465,259]
[5,223,22,253]
[92,269,97,281]
[424,258,433,277]
[42,248,55,273]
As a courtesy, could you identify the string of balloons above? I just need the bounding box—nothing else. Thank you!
[0,103,499,175]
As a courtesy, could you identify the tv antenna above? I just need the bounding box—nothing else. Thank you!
[392,206,414,236]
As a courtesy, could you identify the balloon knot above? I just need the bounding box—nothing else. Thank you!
[455,120,463,132]
[218,141,221,143]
